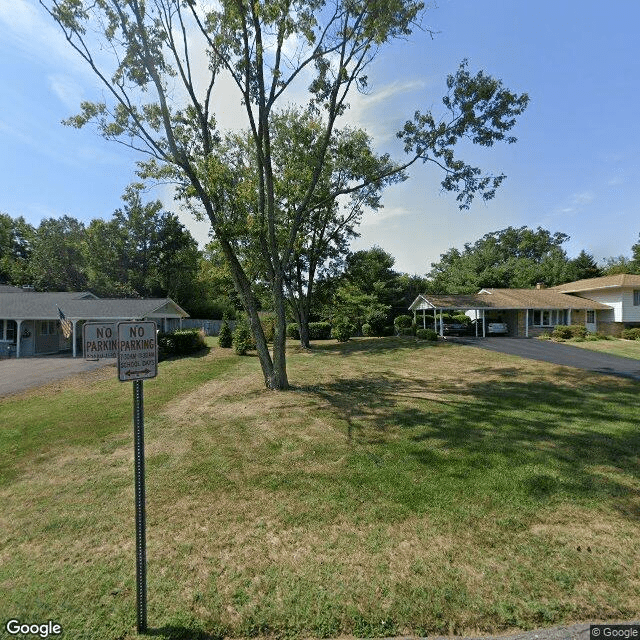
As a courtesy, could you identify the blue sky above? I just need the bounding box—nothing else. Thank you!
[1,1,638,275]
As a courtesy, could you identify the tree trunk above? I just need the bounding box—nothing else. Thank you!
[271,273,290,389]
[298,308,310,349]
[218,237,284,389]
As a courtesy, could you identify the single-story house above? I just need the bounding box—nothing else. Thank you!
[409,274,640,338]
[0,286,189,358]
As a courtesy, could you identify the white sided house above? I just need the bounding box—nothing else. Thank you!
[0,285,189,358]
[409,274,640,338]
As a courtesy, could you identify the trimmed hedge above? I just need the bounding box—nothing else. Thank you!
[158,329,207,358]
[416,328,438,341]
[308,322,332,340]
[394,315,413,329]
[286,323,300,340]
[552,324,588,340]
[622,327,640,340]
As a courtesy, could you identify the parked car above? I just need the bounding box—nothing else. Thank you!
[467,319,509,335]
[442,322,469,336]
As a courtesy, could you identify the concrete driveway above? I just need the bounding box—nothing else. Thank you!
[452,337,640,381]
[0,355,116,397]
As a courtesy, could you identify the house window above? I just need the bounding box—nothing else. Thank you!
[40,321,57,336]
[5,320,16,342]
[634,290,640,306]
[586,310,595,324]
[529,309,566,327]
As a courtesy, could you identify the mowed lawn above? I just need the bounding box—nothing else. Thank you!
[1,338,639,639]
[558,337,640,360]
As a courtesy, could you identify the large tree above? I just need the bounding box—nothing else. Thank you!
[43,0,528,389]
[427,226,575,292]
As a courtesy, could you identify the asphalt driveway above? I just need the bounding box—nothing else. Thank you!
[0,355,116,397]
[452,337,640,381]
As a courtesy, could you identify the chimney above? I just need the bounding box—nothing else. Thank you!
[536,282,546,290]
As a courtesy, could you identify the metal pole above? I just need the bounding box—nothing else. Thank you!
[133,379,147,634]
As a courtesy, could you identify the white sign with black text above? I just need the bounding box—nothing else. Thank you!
[117,321,158,382]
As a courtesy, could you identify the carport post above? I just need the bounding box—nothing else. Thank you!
[475,311,478,337]
[525,309,529,338]
[439,310,443,337]
[72,320,78,358]
[433,309,437,331]
[482,309,486,338]
[16,320,22,358]
[422,309,426,329]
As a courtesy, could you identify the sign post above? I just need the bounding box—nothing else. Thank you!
[117,321,158,635]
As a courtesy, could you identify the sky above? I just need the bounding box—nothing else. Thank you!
[1,1,639,276]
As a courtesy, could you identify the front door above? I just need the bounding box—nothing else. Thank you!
[586,310,597,333]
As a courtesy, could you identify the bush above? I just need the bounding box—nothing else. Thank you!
[331,318,353,342]
[416,328,438,341]
[233,323,254,355]
[218,319,232,348]
[394,315,413,330]
[361,323,373,337]
[622,327,640,340]
[552,324,588,340]
[308,322,332,340]
[286,323,300,340]
[158,329,206,359]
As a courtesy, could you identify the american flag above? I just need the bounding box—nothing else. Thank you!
[58,307,73,339]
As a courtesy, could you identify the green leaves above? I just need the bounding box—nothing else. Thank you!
[398,60,529,209]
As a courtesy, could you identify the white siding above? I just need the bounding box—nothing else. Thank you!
[576,288,633,322]
[621,288,640,321]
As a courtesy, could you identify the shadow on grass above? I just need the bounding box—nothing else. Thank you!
[146,625,224,640]
[300,367,640,520]
[299,336,438,358]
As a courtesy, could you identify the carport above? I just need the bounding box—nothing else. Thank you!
[408,289,611,338]
[408,294,494,337]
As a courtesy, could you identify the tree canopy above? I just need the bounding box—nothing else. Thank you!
[426,226,577,292]
[41,0,529,387]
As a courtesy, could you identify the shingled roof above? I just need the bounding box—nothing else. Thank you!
[0,291,188,320]
[551,274,640,293]
[410,289,611,311]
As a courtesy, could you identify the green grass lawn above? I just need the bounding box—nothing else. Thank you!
[558,337,640,360]
[1,337,639,639]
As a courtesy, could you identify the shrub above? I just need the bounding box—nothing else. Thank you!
[233,323,254,355]
[260,314,276,343]
[552,324,587,340]
[286,323,300,340]
[416,328,438,341]
[394,315,413,330]
[218,319,232,348]
[158,329,206,359]
[331,318,353,342]
[308,322,332,340]
[453,313,471,324]
[552,325,572,340]
[622,327,640,340]
[361,323,373,337]
[364,306,390,336]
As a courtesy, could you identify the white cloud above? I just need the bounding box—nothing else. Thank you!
[361,205,411,227]
[48,74,84,110]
